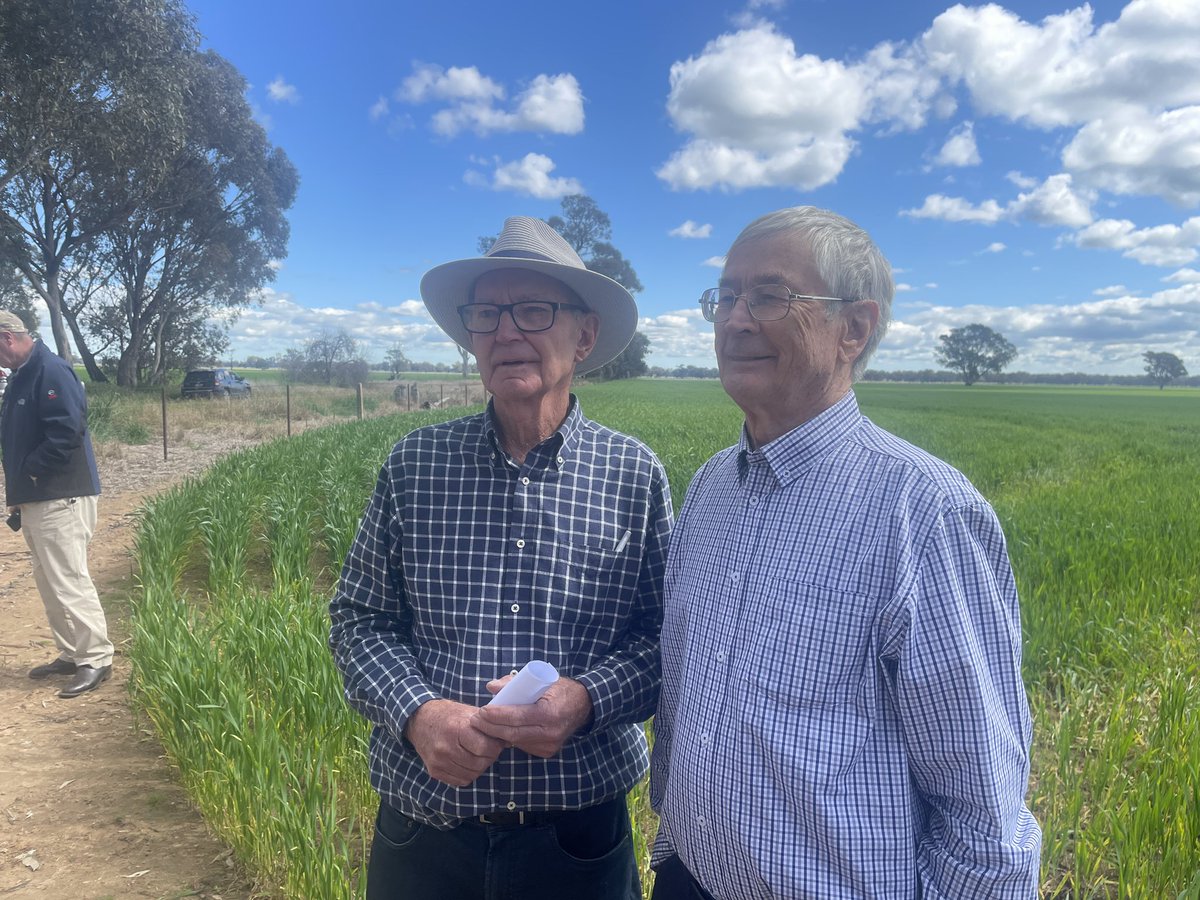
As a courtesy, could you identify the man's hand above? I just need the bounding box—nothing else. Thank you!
[472,676,594,759]
[405,699,507,787]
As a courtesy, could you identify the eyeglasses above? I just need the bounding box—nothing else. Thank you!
[457,301,586,334]
[699,285,854,323]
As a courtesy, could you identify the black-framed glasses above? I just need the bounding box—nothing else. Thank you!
[458,301,586,334]
[699,285,854,323]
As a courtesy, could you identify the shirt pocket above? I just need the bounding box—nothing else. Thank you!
[744,578,875,710]
[546,541,628,640]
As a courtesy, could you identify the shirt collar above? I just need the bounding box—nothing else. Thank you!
[738,391,862,484]
[482,394,581,471]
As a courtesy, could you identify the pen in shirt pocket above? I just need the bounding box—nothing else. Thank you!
[615,530,631,553]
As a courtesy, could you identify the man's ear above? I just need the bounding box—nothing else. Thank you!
[575,312,600,363]
[839,300,879,368]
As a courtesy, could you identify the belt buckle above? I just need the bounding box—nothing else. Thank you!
[478,810,524,825]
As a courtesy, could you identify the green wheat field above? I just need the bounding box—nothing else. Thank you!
[126,380,1200,898]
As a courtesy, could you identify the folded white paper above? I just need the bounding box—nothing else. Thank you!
[487,660,559,706]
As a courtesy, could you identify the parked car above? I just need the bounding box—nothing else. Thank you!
[181,368,252,399]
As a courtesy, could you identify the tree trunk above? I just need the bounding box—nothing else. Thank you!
[40,270,76,364]
[61,305,109,383]
[116,336,143,388]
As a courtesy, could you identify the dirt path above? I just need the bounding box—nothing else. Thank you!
[0,435,264,899]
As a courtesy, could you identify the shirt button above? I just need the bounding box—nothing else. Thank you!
[730,571,740,583]
[521,476,530,485]
[506,801,517,811]
[510,669,519,676]
[716,651,726,663]
[700,733,709,745]
[556,456,564,465]
[697,816,706,829]
[516,539,525,549]
[510,603,520,613]
[749,496,759,506]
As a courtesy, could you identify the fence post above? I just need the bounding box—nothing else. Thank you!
[161,386,168,461]
[357,383,364,420]
[286,383,292,437]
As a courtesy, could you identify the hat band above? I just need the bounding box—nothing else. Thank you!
[489,248,567,263]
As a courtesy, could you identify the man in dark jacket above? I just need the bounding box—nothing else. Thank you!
[0,310,112,698]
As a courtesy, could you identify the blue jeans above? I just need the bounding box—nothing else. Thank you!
[649,855,717,900]
[366,797,640,900]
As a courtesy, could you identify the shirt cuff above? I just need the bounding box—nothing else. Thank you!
[383,677,440,743]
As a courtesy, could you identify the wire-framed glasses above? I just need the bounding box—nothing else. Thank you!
[699,285,854,323]
[457,301,585,334]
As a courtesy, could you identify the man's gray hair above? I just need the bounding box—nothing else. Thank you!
[728,207,894,381]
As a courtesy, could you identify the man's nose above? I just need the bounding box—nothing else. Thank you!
[724,294,758,330]
[493,306,525,339]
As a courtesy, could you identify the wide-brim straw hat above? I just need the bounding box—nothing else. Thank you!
[419,216,638,375]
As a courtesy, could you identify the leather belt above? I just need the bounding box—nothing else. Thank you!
[471,809,564,827]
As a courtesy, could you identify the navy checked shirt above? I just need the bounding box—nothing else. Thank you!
[650,392,1041,899]
[330,397,672,827]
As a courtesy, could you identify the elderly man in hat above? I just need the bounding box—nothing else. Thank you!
[0,310,113,698]
[330,217,673,900]
[648,207,1040,898]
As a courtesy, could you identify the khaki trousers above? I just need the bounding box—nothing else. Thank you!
[20,495,113,668]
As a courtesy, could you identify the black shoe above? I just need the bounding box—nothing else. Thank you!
[58,665,111,698]
[29,658,77,679]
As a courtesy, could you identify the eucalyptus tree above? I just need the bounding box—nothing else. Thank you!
[0,0,198,361]
[83,51,297,386]
[1143,351,1187,389]
[935,323,1018,386]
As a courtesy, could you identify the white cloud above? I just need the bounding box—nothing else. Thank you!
[919,1,1200,129]
[985,242,1006,253]
[228,289,450,363]
[660,3,1200,203]
[1063,106,1200,206]
[702,256,726,268]
[895,283,915,292]
[1164,268,1200,284]
[924,283,939,289]
[1071,215,1200,267]
[267,77,299,104]
[658,26,869,191]
[669,220,713,239]
[395,64,583,137]
[639,308,716,364]
[905,174,1094,228]
[467,153,583,199]
[1093,285,1128,297]
[1010,174,1095,227]
[905,194,1007,224]
[369,97,390,121]
[934,121,980,167]
[1006,171,1038,189]
[399,64,503,103]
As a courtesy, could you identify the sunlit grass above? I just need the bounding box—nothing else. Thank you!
[127,380,1200,898]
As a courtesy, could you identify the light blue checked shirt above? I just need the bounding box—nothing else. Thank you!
[330,397,672,827]
[650,392,1041,899]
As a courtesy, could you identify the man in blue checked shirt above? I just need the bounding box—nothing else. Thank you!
[329,216,672,900]
[649,207,1041,899]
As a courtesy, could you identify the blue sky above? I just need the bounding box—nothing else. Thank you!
[186,0,1200,374]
